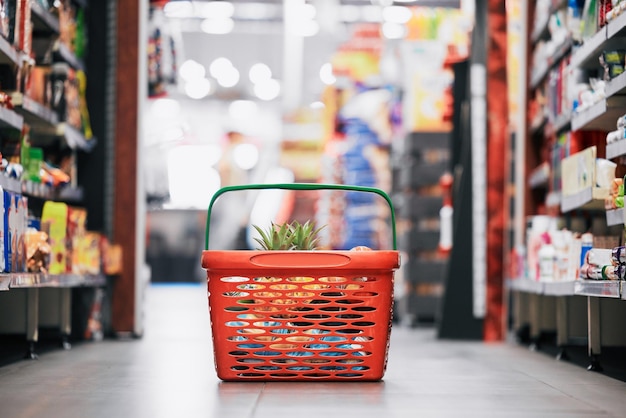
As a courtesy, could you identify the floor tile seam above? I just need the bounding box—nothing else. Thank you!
[248,382,267,418]
[519,370,617,416]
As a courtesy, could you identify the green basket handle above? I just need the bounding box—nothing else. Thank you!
[205,183,397,250]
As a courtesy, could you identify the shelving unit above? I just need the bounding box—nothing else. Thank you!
[0,1,109,359]
[510,1,626,371]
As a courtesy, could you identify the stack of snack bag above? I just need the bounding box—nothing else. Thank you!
[580,246,625,280]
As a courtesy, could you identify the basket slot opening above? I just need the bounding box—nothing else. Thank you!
[220,276,250,282]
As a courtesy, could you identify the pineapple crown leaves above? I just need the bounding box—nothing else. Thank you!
[289,220,326,250]
[253,222,295,250]
[252,220,326,251]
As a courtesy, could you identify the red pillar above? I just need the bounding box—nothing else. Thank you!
[485,0,508,341]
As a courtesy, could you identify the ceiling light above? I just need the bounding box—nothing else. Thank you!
[194,1,234,19]
[179,59,206,81]
[361,5,383,22]
[319,63,336,85]
[209,57,234,79]
[217,66,240,88]
[253,78,281,101]
[233,143,259,170]
[184,78,213,99]
[382,6,412,24]
[235,3,281,20]
[201,17,234,35]
[163,1,193,18]
[310,101,325,110]
[249,63,272,84]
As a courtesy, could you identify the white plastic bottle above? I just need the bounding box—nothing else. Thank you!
[538,232,556,282]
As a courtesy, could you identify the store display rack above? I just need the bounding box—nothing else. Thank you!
[512,1,626,372]
[0,1,104,361]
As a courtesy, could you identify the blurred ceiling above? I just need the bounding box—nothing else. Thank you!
[157,0,462,108]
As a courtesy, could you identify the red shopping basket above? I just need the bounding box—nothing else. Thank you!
[201,183,400,381]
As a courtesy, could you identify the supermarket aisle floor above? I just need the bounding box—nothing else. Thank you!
[1,283,626,418]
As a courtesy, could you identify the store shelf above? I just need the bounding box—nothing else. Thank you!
[571,96,626,131]
[606,208,624,226]
[607,7,626,38]
[569,26,607,70]
[0,276,10,291]
[8,273,106,289]
[622,281,626,300]
[0,106,24,132]
[0,35,19,66]
[508,278,546,294]
[574,279,621,298]
[605,70,626,98]
[531,15,550,45]
[553,112,572,135]
[529,162,550,189]
[530,37,573,89]
[529,115,547,136]
[560,187,608,213]
[606,138,626,159]
[56,123,95,151]
[11,92,58,128]
[52,41,85,72]
[508,278,576,296]
[544,280,577,296]
[30,1,60,34]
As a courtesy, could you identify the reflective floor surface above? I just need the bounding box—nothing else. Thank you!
[1,283,625,418]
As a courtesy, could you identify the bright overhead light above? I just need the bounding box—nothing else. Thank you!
[382,6,412,24]
[249,63,272,84]
[361,5,383,22]
[195,1,234,19]
[253,78,281,101]
[299,4,317,20]
[179,59,206,81]
[163,1,193,18]
[217,66,240,88]
[184,78,213,99]
[382,22,406,39]
[209,57,234,79]
[236,3,281,20]
[233,143,259,170]
[319,63,336,85]
[201,17,234,35]
[310,101,325,110]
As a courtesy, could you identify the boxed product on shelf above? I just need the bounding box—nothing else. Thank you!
[67,204,85,273]
[69,230,101,275]
[41,200,68,274]
[25,216,50,273]
[2,189,27,272]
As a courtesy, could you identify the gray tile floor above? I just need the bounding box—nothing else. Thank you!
[1,283,625,418]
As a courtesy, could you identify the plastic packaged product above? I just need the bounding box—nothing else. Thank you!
[586,265,604,280]
[586,248,614,266]
[611,246,626,265]
[602,264,618,280]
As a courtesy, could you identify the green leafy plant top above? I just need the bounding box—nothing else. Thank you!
[253,220,326,250]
